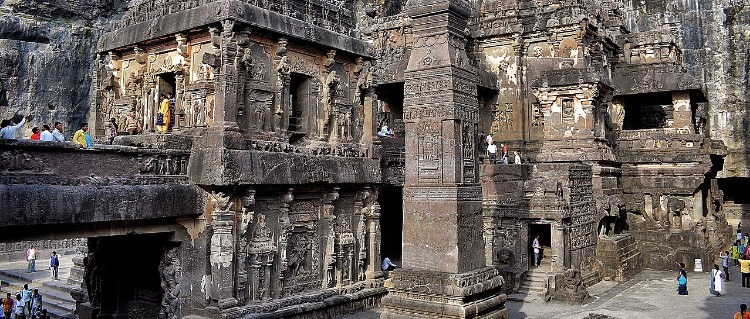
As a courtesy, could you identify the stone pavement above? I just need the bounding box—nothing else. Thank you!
[336,265,750,319]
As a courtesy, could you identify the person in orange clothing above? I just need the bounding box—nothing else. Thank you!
[156,93,171,133]
[734,304,750,319]
[30,127,40,140]
[2,292,14,319]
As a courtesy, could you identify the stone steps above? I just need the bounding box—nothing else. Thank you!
[516,259,553,298]
[0,260,78,319]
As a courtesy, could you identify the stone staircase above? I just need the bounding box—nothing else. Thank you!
[511,254,554,302]
[518,267,549,296]
[0,256,78,319]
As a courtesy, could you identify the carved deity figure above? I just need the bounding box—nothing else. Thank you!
[338,108,351,142]
[252,214,272,240]
[159,246,181,319]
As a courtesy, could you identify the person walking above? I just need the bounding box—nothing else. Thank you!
[20,284,31,314]
[500,143,509,164]
[532,235,542,268]
[26,245,37,273]
[721,250,731,281]
[735,304,750,319]
[740,254,750,287]
[106,118,118,144]
[29,289,42,317]
[49,251,60,281]
[13,294,26,319]
[737,241,742,264]
[2,293,14,319]
[677,262,688,295]
[710,264,724,296]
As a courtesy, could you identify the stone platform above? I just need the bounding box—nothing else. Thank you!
[339,268,746,319]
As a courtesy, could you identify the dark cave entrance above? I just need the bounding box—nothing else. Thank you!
[86,233,173,319]
[622,92,673,130]
[379,186,403,264]
[528,223,551,267]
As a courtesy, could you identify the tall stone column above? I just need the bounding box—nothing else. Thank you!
[364,189,384,280]
[212,19,240,127]
[209,191,238,308]
[381,0,507,318]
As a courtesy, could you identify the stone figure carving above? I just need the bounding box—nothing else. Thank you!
[338,108,351,142]
[210,191,233,212]
[176,34,188,58]
[287,234,310,277]
[324,216,337,287]
[252,213,272,240]
[320,72,340,138]
[84,242,103,309]
[159,246,181,319]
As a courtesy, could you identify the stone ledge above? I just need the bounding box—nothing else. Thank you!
[98,0,373,57]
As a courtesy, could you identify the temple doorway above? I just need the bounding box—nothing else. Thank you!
[153,73,176,131]
[529,223,551,268]
[289,73,311,142]
[379,186,403,265]
[85,233,175,318]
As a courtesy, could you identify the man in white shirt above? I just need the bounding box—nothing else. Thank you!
[0,115,26,139]
[52,121,65,142]
[40,125,54,141]
[487,141,497,164]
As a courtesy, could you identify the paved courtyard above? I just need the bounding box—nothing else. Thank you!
[337,265,749,319]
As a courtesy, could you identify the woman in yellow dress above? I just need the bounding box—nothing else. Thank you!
[157,94,170,133]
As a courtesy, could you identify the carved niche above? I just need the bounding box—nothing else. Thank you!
[279,195,322,296]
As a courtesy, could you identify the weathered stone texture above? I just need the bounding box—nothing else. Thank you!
[0,1,126,137]
[621,0,750,176]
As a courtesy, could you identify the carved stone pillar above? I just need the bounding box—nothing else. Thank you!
[322,188,340,288]
[354,188,369,281]
[235,27,251,130]
[209,191,237,308]
[276,188,294,295]
[363,188,383,280]
[236,189,255,304]
[381,0,508,317]
[274,37,291,134]
[174,71,185,129]
[212,20,240,127]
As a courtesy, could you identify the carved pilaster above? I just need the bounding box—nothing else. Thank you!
[236,189,255,304]
[276,188,294,293]
[274,37,291,134]
[362,187,383,280]
[209,20,241,127]
[209,191,237,308]
[322,188,340,288]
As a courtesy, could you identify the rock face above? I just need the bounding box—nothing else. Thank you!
[621,0,750,176]
[0,0,126,138]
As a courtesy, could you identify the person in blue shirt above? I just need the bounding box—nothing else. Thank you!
[381,257,397,271]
